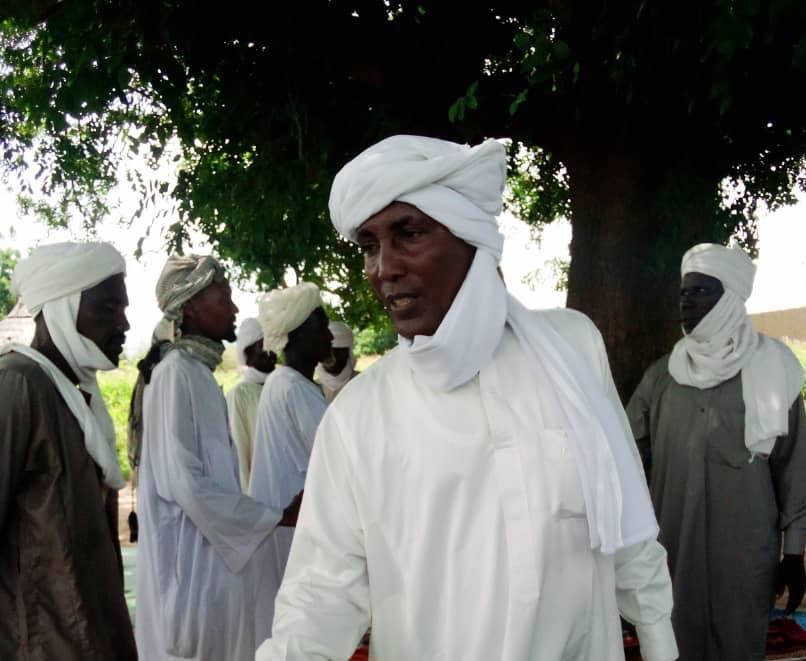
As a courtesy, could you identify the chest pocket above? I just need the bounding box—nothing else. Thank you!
[534,429,587,519]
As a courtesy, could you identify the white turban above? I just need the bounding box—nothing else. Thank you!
[681,243,756,301]
[12,241,126,316]
[328,321,354,349]
[153,255,226,342]
[4,241,126,488]
[324,135,660,556]
[258,282,323,354]
[236,317,264,366]
[329,134,507,260]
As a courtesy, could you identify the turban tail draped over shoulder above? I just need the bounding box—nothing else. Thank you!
[258,282,323,355]
[326,134,659,555]
[4,241,127,488]
[670,242,803,457]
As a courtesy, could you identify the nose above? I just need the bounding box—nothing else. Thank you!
[373,242,405,281]
[119,311,131,333]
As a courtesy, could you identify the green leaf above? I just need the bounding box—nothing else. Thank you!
[514,32,531,50]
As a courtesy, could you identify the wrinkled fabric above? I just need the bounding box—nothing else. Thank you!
[226,378,264,492]
[236,317,264,366]
[327,134,656,555]
[136,349,281,661]
[250,366,328,643]
[669,244,804,457]
[258,283,323,354]
[258,314,676,661]
[0,351,137,661]
[153,255,226,342]
[11,241,125,316]
[628,356,806,661]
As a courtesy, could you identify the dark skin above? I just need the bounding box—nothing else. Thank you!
[680,271,805,612]
[244,339,277,374]
[357,202,476,339]
[322,346,351,375]
[31,273,130,385]
[284,306,334,382]
[679,271,724,334]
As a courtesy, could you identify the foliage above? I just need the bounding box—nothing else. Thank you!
[354,320,399,357]
[788,340,806,399]
[0,248,19,316]
[98,351,241,481]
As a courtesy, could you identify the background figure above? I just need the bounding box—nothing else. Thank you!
[627,243,806,661]
[135,255,298,661]
[257,135,677,661]
[250,282,333,643]
[227,317,277,492]
[0,242,136,661]
[315,320,360,402]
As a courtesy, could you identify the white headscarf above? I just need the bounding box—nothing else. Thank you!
[328,135,658,554]
[315,321,357,391]
[236,317,264,366]
[2,241,126,488]
[258,283,323,354]
[669,243,804,457]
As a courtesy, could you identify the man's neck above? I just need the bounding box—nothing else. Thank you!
[284,355,317,382]
[31,338,79,385]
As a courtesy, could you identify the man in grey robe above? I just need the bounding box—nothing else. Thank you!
[627,242,806,661]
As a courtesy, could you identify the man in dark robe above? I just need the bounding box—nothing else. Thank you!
[627,242,806,661]
[0,241,137,660]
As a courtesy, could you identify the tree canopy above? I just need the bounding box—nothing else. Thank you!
[1,0,805,395]
[0,248,19,316]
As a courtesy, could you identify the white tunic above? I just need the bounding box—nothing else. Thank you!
[257,310,677,661]
[249,365,328,642]
[135,350,281,661]
[226,378,263,492]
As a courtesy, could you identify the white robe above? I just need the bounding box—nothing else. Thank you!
[226,378,263,492]
[135,349,281,661]
[249,365,328,642]
[257,310,677,661]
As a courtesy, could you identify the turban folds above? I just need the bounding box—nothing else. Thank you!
[153,255,226,342]
[258,283,323,354]
[13,241,126,316]
[681,243,756,301]
[329,135,508,260]
[236,317,264,366]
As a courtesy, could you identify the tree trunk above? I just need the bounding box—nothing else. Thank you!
[563,148,708,402]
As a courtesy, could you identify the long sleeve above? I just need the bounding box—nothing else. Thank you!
[0,368,30,534]
[256,409,370,660]
[770,395,806,554]
[146,362,280,574]
[615,540,678,661]
[226,384,255,492]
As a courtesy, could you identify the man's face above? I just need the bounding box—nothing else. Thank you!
[183,280,239,342]
[245,339,277,374]
[287,306,334,363]
[76,273,130,365]
[356,202,476,339]
[679,271,724,333]
[323,346,351,375]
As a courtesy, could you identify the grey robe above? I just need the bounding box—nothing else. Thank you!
[627,354,806,661]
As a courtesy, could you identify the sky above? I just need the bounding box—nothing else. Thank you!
[1,182,804,357]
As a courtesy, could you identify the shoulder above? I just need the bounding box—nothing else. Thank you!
[535,307,604,352]
[322,348,403,418]
[149,348,208,389]
[0,351,61,399]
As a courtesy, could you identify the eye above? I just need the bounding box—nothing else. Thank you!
[359,242,378,256]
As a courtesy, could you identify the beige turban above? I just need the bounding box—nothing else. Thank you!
[153,255,226,341]
[236,317,264,365]
[329,321,354,349]
[12,241,126,316]
[681,243,756,301]
[258,282,323,354]
[328,134,508,260]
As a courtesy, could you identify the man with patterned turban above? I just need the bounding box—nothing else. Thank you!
[316,320,360,403]
[627,243,806,661]
[256,136,677,661]
[226,317,277,492]
[135,255,299,661]
[0,241,136,661]
[249,282,333,641]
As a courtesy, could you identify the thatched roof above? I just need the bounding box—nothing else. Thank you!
[0,300,35,345]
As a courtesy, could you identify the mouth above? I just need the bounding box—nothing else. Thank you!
[385,293,418,313]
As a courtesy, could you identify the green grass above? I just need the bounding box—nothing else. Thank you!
[787,340,806,399]
[97,348,241,480]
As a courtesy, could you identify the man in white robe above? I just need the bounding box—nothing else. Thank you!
[250,282,334,641]
[627,243,806,661]
[227,317,277,492]
[256,135,678,661]
[135,255,299,661]
[315,320,360,403]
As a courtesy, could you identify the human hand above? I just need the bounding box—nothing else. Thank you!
[776,554,806,615]
[278,490,303,527]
